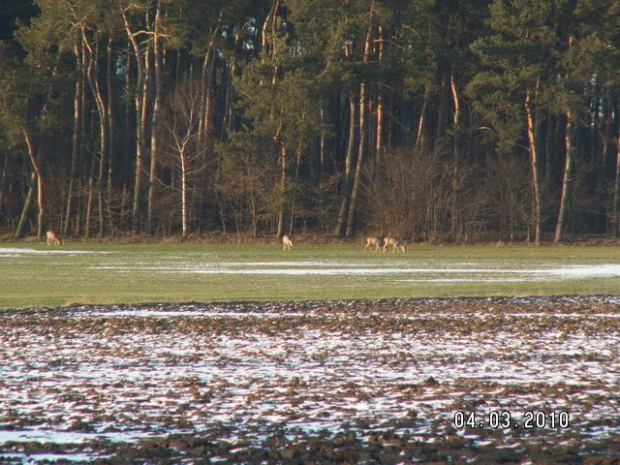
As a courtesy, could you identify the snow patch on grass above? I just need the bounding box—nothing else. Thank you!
[90,261,620,281]
[0,247,109,257]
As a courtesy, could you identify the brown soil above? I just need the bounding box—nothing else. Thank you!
[1,296,619,464]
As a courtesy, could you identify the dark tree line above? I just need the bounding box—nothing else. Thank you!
[0,0,618,243]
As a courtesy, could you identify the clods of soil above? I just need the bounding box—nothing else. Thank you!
[1,296,619,463]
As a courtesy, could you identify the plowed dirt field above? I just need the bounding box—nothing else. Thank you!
[1,296,619,463]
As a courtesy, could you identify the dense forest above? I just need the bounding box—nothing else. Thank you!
[0,0,618,244]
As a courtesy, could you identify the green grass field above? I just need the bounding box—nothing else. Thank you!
[1,242,619,308]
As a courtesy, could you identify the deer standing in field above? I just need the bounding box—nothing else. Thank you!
[46,230,61,246]
[364,236,384,252]
[282,234,293,252]
[383,237,406,253]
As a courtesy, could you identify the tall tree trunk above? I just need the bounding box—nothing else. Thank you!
[84,149,96,238]
[261,0,281,54]
[319,107,326,183]
[122,6,147,233]
[195,21,222,232]
[142,41,152,232]
[262,0,286,238]
[554,107,574,243]
[169,87,196,240]
[288,140,304,234]
[376,92,384,157]
[106,36,115,231]
[220,58,232,137]
[345,5,373,238]
[450,73,460,240]
[15,172,36,239]
[346,82,367,238]
[198,13,222,145]
[81,29,108,238]
[22,128,44,239]
[147,0,164,236]
[596,102,612,234]
[525,89,542,245]
[122,48,133,229]
[247,157,258,238]
[415,86,430,151]
[0,154,7,218]
[180,141,188,240]
[78,52,89,237]
[334,94,357,237]
[375,26,384,157]
[13,59,61,239]
[276,143,288,238]
[613,113,620,237]
[64,42,83,238]
[433,76,448,158]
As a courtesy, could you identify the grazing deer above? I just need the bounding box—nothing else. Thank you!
[282,234,293,252]
[364,236,384,252]
[383,237,406,253]
[46,230,61,246]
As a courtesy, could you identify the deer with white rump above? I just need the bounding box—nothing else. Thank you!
[46,230,61,246]
[364,236,384,252]
[383,237,406,253]
[282,234,293,252]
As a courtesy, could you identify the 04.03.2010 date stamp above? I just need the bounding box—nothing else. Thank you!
[453,410,570,430]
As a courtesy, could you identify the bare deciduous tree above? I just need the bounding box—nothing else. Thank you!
[163,80,208,239]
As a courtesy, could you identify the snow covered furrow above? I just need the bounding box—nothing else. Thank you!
[0,297,619,453]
